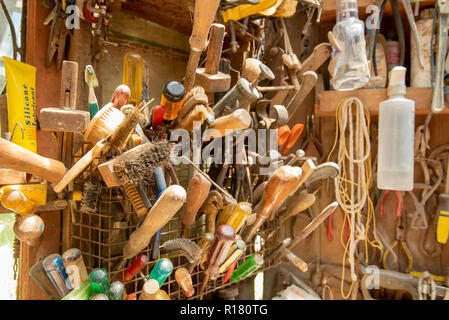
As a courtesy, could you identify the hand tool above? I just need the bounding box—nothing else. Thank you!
[242,58,263,82]
[151,166,167,260]
[431,0,449,113]
[29,259,62,299]
[436,157,449,243]
[110,84,131,110]
[222,0,278,22]
[161,81,186,123]
[217,201,252,234]
[153,289,171,300]
[85,65,100,119]
[159,238,202,266]
[288,201,339,251]
[304,162,340,189]
[83,102,125,146]
[46,1,71,70]
[89,268,110,295]
[286,71,318,119]
[222,262,237,284]
[297,43,332,78]
[79,180,101,214]
[108,281,125,300]
[382,213,413,273]
[218,238,247,274]
[148,258,173,286]
[195,23,231,93]
[62,248,89,290]
[54,107,145,193]
[252,181,267,205]
[39,61,90,133]
[230,254,263,282]
[175,86,213,132]
[301,113,324,161]
[123,185,186,260]
[180,171,211,237]
[203,109,252,141]
[400,0,425,69]
[123,52,143,106]
[278,123,304,155]
[123,254,148,283]
[243,165,302,242]
[0,137,66,182]
[175,267,195,298]
[211,78,259,117]
[256,101,288,129]
[13,214,44,247]
[360,264,449,300]
[380,190,403,217]
[199,224,236,299]
[192,232,215,272]
[97,142,170,219]
[199,190,225,236]
[139,279,160,300]
[184,0,221,92]
[44,253,73,297]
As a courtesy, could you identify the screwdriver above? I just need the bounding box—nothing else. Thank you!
[199,224,236,299]
[436,158,449,243]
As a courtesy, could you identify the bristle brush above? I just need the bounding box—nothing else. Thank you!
[159,238,202,266]
[85,65,99,119]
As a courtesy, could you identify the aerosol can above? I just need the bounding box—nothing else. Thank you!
[377,66,415,191]
[330,0,370,90]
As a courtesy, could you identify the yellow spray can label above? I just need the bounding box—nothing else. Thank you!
[3,57,37,153]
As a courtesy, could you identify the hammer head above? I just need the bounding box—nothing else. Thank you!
[39,108,90,132]
[195,68,231,92]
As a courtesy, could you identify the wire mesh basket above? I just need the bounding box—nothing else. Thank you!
[70,153,281,300]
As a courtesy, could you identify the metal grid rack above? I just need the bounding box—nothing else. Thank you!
[70,154,281,300]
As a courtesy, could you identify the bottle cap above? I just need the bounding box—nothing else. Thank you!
[387,66,407,97]
[163,81,186,102]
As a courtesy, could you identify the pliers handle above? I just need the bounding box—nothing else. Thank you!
[380,190,403,217]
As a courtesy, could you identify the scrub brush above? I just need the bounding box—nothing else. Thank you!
[85,65,99,119]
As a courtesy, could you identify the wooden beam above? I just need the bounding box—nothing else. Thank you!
[316,87,447,117]
[18,0,63,300]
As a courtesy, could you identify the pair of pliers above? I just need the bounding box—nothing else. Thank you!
[380,190,404,217]
[278,123,304,155]
[382,213,413,273]
[46,1,71,70]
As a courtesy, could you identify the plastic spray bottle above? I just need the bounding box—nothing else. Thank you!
[377,66,415,191]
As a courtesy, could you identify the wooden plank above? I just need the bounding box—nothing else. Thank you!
[0,95,8,137]
[316,87,448,117]
[0,168,27,185]
[18,0,63,300]
[320,0,436,24]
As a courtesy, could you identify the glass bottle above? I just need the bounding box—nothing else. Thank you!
[331,0,370,90]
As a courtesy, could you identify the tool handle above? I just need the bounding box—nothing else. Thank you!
[288,201,339,250]
[123,185,186,259]
[281,248,308,272]
[190,0,220,51]
[60,60,78,110]
[281,191,316,222]
[205,224,236,277]
[54,139,108,193]
[431,15,448,113]
[0,137,66,183]
[181,172,211,229]
[204,109,252,141]
[151,167,167,260]
[205,24,226,75]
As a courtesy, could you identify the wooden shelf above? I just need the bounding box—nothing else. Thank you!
[315,87,449,117]
[320,0,436,24]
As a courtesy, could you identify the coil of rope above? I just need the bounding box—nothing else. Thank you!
[328,97,382,299]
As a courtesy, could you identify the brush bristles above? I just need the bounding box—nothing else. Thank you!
[178,105,208,131]
[109,107,144,149]
[80,181,102,213]
[115,140,171,185]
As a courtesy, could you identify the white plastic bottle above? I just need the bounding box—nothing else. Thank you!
[377,66,415,191]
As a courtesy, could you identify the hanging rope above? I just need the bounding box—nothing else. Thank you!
[328,97,382,299]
